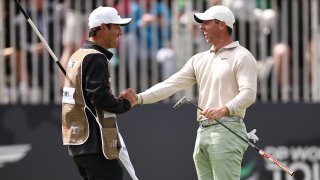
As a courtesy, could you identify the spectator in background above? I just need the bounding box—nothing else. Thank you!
[138,0,172,84]
[59,0,87,87]
[272,43,291,89]
[255,0,292,95]
[178,7,209,56]
[105,0,174,87]
[101,0,145,93]
[156,41,175,80]
[305,30,320,96]
[15,0,57,103]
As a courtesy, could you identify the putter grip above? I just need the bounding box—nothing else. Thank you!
[258,149,295,176]
[14,0,30,19]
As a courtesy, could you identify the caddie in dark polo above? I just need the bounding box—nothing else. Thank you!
[61,6,138,180]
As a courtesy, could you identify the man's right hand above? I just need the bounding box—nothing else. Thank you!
[119,88,137,107]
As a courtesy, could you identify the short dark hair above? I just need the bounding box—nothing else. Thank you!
[88,24,112,37]
[227,26,233,36]
[214,19,233,36]
[89,26,101,37]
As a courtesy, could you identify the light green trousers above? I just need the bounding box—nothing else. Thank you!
[193,120,248,180]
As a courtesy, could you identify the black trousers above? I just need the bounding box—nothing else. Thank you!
[72,153,123,180]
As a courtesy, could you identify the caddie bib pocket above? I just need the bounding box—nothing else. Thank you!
[101,116,121,159]
[102,127,120,159]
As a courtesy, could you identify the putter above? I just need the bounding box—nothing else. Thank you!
[173,96,187,109]
[173,96,295,176]
[14,0,67,77]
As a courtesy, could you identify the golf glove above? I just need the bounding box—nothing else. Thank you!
[246,129,259,143]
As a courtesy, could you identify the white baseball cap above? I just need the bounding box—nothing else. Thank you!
[194,5,235,29]
[88,6,132,28]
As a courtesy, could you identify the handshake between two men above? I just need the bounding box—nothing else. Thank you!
[119,88,138,107]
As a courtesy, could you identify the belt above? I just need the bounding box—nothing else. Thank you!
[199,116,242,128]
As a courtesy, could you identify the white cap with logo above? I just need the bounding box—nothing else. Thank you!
[88,6,132,28]
[194,5,235,29]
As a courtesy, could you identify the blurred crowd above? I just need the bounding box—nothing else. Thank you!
[0,0,319,104]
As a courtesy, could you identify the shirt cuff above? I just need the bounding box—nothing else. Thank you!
[136,94,143,104]
[225,103,234,115]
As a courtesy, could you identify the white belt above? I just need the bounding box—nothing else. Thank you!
[199,116,242,128]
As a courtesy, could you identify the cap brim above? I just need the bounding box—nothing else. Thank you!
[194,13,210,23]
[115,18,132,26]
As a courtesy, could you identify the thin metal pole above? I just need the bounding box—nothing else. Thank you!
[14,0,67,77]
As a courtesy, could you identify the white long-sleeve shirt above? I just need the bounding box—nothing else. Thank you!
[138,41,258,120]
